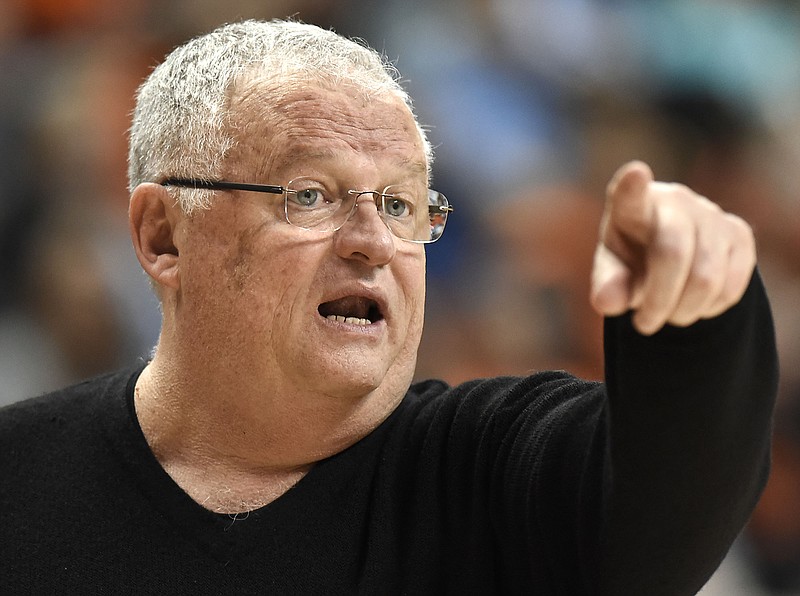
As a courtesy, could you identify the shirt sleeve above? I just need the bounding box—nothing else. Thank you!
[594,269,779,595]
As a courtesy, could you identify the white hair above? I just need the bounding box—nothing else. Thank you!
[128,19,433,214]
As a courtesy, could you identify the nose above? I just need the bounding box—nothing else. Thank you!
[332,194,396,266]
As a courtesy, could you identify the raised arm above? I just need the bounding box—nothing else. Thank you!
[589,162,778,594]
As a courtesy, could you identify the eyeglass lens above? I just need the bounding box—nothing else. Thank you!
[283,178,450,243]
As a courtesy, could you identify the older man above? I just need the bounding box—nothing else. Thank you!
[0,20,777,595]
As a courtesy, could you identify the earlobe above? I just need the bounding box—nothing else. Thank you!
[129,183,182,291]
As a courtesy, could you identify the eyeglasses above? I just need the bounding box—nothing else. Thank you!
[161,176,453,243]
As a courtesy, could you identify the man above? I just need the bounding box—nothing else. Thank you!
[0,19,777,595]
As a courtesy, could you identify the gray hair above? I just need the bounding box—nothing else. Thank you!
[128,19,433,214]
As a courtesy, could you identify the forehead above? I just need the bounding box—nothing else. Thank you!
[226,79,427,180]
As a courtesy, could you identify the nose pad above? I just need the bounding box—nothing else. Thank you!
[343,191,389,229]
[350,190,381,210]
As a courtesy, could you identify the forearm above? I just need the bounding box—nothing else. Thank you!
[596,270,778,595]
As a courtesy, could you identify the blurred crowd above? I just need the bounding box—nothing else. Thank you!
[0,0,798,593]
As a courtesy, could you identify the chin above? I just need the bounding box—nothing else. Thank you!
[316,368,386,400]
[315,353,415,402]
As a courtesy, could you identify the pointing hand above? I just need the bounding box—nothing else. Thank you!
[590,161,756,335]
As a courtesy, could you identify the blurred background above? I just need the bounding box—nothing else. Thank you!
[0,0,797,592]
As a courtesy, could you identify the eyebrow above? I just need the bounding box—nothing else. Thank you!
[401,159,428,176]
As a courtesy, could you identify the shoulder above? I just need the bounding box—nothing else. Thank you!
[406,371,605,415]
[396,371,607,445]
[0,367,141,454]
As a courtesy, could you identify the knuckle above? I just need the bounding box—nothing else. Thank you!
[691,239,726,288]
[664,182,701,202]
[660,181,689,195]
[691,258,717,292]
[725,212,755,242]
[662,183,720,213]
[653,223,690,260]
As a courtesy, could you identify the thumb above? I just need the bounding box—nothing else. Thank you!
[590,242,634,316]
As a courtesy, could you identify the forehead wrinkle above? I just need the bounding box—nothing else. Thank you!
[265,131,425,186]
[230,85,426,182]
[281,87,420,144]
[283,115,413,156]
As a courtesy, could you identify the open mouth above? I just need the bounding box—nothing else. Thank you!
[318,296,384,326]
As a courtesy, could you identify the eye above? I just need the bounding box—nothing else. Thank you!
[384,195,411,218]
[292,188,323,207]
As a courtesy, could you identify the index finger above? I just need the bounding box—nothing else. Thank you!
[604,160,655,247]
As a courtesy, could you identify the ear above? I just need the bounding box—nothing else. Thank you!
[129,183,182,291]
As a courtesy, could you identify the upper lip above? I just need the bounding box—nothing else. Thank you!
[317,285,389,323]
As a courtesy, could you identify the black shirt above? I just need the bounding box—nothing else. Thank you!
[0,273,778,595]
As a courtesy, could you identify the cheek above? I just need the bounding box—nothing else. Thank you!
[222,238,311,320]
[396,251,427,333]
[182,221,276,317]
[183,250,316,369]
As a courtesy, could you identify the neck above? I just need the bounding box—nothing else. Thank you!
[133,350,405,512]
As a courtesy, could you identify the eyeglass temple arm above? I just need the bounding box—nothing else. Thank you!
[161,178,285,195]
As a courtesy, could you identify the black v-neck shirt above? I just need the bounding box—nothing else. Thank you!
[0,273,778,595]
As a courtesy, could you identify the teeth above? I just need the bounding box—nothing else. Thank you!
[327,315,372,326]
